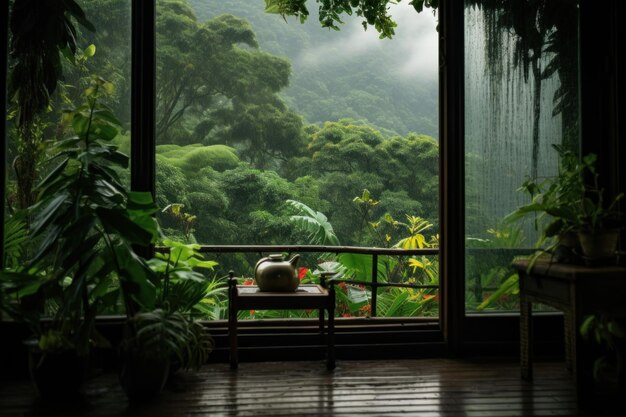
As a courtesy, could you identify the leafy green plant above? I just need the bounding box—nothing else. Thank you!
[2,214,28,268]
[581,314,625,383]
[148,240,221,370]
[1,77,161,358]
[286,199,340,246]
[505,145,584,247]
[575,154,624,234]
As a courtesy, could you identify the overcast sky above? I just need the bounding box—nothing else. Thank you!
[296,3,439,81]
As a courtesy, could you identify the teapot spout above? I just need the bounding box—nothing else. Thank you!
[288,254,300,268]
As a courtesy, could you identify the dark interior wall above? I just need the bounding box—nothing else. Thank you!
[580,0,626,250]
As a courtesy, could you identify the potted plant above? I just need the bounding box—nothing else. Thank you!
[574,154,624,261]
[119,240,217,401]
[0,77,161,400]
[505,145,584,259]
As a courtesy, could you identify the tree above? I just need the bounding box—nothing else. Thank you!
[264,0,439,39]
[156,1,305,166]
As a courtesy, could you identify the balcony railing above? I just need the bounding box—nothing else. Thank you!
[157,245,439,318]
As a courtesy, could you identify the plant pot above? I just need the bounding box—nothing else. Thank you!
[558,231,580,249]
[578,229,620,261]
[26,342,87,402]
[119,349,170,401]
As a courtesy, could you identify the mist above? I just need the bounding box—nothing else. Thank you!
[296,3,438,82]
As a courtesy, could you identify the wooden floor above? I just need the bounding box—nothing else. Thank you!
[0,359,579,416]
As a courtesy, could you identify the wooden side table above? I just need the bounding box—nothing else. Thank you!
[513,259,626,408]
[228,275,336,370]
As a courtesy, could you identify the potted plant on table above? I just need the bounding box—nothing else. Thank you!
[505,145,584,261]
[573,154,624,262]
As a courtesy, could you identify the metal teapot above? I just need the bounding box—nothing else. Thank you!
[254,254,300,292]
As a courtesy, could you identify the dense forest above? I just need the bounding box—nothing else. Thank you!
[5,0,576,317]
[147,0,441,252]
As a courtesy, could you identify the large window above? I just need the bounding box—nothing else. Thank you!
[464,0,580,312]
[155,0,440,320]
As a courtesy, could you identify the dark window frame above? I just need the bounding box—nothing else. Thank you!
[4,0,621,356]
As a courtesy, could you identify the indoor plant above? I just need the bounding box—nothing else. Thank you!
[120,239,217,400]
[505,145,584,258]
[1,77,160,400]
[574,154,624,260]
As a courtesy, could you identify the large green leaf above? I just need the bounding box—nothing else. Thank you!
[114,244,157,310]
[337,253,373,282]
[286,199,340,246]
[30,193,70,237]
[97,207,154,246]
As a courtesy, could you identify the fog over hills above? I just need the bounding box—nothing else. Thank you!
[189,0,439,138]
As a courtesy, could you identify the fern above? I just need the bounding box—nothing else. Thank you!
[3,215,28,267]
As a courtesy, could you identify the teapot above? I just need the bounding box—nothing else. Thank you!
[254,254,300,292]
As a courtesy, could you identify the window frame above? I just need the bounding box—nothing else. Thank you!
[2,0,601,355]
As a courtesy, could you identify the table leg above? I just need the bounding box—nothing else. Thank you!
[327,290,336,370]
[520,296,533,380]
[563,311,574,372]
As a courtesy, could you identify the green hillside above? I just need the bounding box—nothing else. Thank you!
[188,0,438,138]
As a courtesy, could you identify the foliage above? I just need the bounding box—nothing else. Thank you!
[264,0,438,39]
[581,314,625,383]
[156,1,306,165]
[575,154,624,233]
[286,199,340,246]
[2,214,28,268]
[505,145,584,246]
[190,0,438,138]
[1,78,159,356]
[8,0,95,127]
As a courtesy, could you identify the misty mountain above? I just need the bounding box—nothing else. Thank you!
[189,0,438,138]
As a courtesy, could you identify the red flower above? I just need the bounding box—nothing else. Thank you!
[342,313,353,318]
[250,310,255,315]
[298,267,309,281]
[243,278,254,286]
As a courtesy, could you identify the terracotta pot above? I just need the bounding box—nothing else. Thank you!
[578,230,620,260]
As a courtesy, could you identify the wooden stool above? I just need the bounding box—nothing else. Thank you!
[228,272,336,370]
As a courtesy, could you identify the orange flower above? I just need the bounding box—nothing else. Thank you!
[250,310,255,315]
[243,278,254,286]
[342,313,353,318]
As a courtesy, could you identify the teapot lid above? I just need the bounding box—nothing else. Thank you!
[268,254,284,261]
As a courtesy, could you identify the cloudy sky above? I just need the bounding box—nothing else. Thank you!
[296,3,439,81]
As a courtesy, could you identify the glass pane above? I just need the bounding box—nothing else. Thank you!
[464,1,580,312]
[155,0,439,319]
[3,1,132,314]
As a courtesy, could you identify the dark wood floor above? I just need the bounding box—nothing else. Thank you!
[0,358,579,416]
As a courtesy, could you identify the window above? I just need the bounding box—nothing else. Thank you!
[464,0,580,313]
[155,0,440,320]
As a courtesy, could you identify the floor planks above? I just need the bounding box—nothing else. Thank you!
[0,358,579,416]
